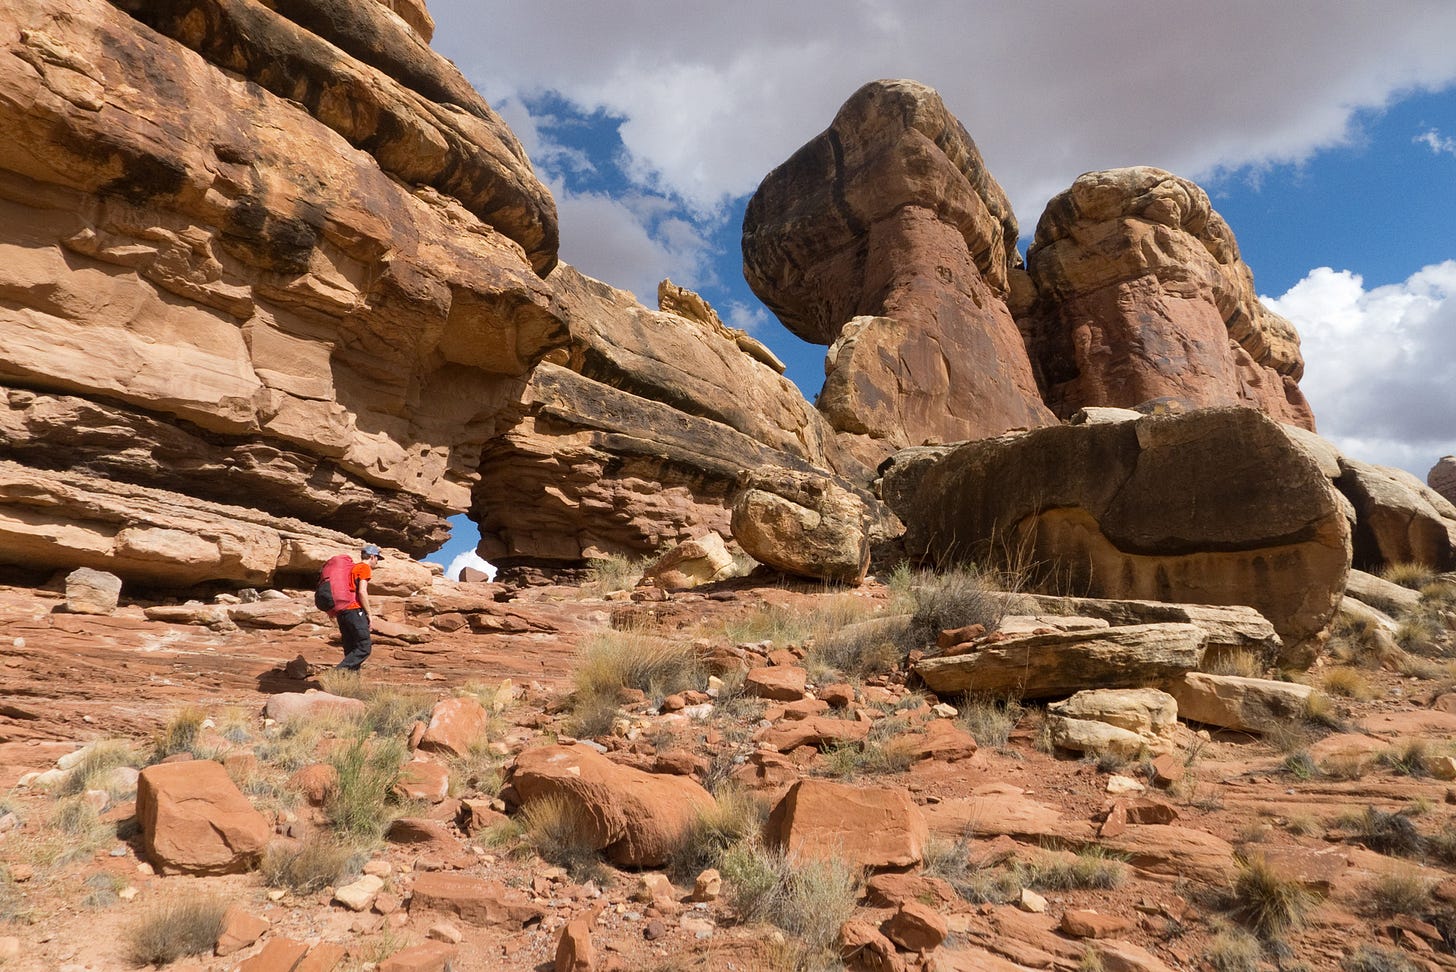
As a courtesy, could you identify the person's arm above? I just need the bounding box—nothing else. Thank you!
[356,576,372,617]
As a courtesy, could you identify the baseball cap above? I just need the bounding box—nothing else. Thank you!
[361,543,383,559]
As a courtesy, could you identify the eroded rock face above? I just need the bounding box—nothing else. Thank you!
[0,0,564,584]
[473,267,868,566]
[1431,457,1456,507]
[743,79,1055,461]
[1337,458,1456,571]
[886,407,1351,666]
[1021,167,1313,429]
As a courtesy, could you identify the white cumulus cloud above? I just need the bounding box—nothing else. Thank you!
[1266,261,1456,475]
[439,2,1456,223]
[446,550,496,582]
[1416,128,1456,155]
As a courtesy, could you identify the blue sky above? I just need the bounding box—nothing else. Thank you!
[423,3,1456,571]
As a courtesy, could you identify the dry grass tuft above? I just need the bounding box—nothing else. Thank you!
[1344,944,1422,971]
[126,894,230,966]
[1019,848,1126,891]
[1381,560,1439,591]
[584,553,645,596]
[1321,666,1375,700]
[151,705,207,762]
[900,565,1022,655]
[1204,648,1266,678]
[667,786,767,880]
[519,794,606,882]
[1204,925,1262,972]
[56,739,141,797]
[720,842,860,959]
[1228,854,1313,939]
[1365,864,1435,916]
[260,834,360,893]
[327,732,406,842]
[957,694,1024,751]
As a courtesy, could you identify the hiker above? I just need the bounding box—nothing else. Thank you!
[327,543,381,671]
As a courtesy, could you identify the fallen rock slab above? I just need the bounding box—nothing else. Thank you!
[1165,673,1312,733]
[768,779,926,870]
[916,623,1206,699]
[408,872,544,928]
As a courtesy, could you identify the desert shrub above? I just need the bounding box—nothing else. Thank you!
[326,732,406,841]
[1365,865,1435,916]
[151,705,207,762]
[362,686,436,739]
[1019,848,1125,891]
[807,620,902,679]
[1328,614,1398,669]
[1397,616,1441,654]
[1321,666,1375,700]
[1355,807,1426,858]
[519,794,605,882]
[1379,739,1432,777]
[957,694,1024,750]
[1227,854,1313,938]
[1302,691,1343,731]
[720,843,859,956]
[1344,945,1420,972]
[898,566,1017,655]
[316,667,362,697]
[819,735,916,781]
[57,739,141,797]
[126,895,230,966]
[667,786,766,880]
[447,745,503,800]
[1283,751,1319,780]
[584,553,645,595]
[261,834,360,893]
[1382,561,1438,591]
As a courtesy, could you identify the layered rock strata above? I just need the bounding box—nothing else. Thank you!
[884,407,1351,666]
[0,0,564,583]
[473,267,867,567]
[1020,167,1314,429]
[743,79,1056,465]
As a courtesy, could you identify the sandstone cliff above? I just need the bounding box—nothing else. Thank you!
[0,0,564,584]
[473,267,869,567]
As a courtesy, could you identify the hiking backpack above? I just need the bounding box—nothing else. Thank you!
[314,554,355,615]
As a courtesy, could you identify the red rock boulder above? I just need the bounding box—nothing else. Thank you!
[509,744,713,868]
[136,760,270,875]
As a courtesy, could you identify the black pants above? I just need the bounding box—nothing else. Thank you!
[335,608,372,670]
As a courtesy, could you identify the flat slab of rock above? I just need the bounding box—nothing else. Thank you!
[916,623,1206,699]
[1099,824,1235,884]
[417,697,490,758]
[767,779,926,870]
[1345,569,1421,617]
[263,691,366,725]
[755,715,871,752]
[408,872,543,928]
[1012,594,1282,658]
[923,788,1094,844]
[1165,673,1311,733]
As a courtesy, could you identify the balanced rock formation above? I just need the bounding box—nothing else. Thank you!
[473,266,867,567]
[0,0,564,586]
[1019,167,1314,429]
[885,407,1351,666]
[743,79,1056,466]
